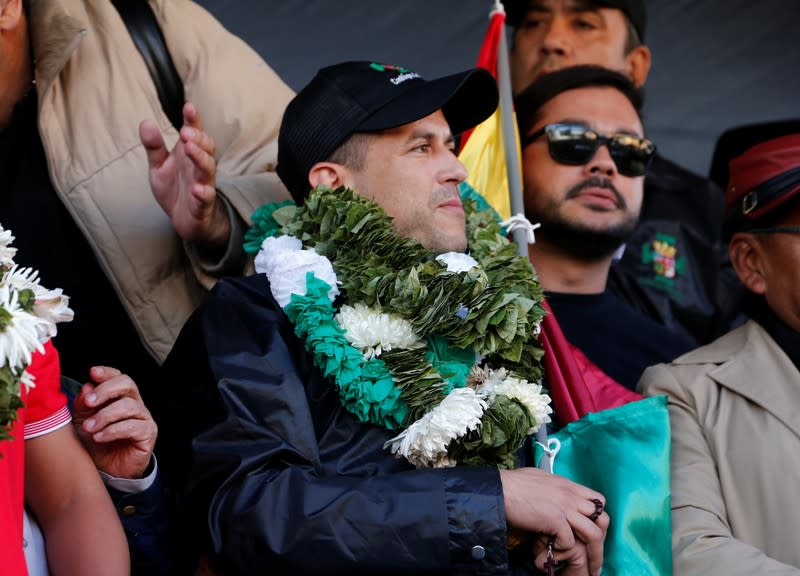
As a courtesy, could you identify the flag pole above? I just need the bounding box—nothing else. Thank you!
[494,0,552,472]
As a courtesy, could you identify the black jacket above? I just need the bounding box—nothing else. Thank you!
[161,274,515,575]
[608,154,746,346]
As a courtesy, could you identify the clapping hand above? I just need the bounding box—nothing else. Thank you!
[139,102,229,250]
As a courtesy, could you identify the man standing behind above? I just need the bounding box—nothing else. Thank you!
[506,0,741,346]
[163,61,609,575]
[516,65,693,390]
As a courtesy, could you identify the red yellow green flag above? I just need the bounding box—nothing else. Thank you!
[458,3,521,220]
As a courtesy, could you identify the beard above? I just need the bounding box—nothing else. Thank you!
[526,177,639,261]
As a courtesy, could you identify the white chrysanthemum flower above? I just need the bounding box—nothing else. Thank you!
[19,369,36,393]
[436,252,479,273]
[493,377,553,434]
[255,235,339,308]
[385,387,487,468]
[335,303,422,359]
[0,227,17,269]
[0,285,47,371]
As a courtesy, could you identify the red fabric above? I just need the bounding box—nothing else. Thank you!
[539,300,641,425]
[459,8,505,148]
[726,134,800,218]
[0,341,68,576]
[23,340,69,439]
[0,404,27,576]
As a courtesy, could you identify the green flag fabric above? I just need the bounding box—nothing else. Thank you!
[534,395,672,576]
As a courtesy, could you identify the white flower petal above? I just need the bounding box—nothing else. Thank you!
[0,226,17,268]
[494,377,553,434]
[20,369,36,393]
[335,303,422,358]
[33,287,74,339]
[255,235,339,308]
[386,387,487,468]
[0,285,48,370]
[436,252,479,273]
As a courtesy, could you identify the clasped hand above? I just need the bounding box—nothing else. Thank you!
[500,468,609,576]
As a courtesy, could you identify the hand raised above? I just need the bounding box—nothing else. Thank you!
[139,102,229,248]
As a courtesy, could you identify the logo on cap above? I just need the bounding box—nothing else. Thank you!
[369,63,421,85]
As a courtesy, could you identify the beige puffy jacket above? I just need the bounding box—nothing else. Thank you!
[30,0,294,362]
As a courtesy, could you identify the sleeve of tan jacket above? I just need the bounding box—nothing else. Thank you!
[152,0,296,284]
[640,364,800,575]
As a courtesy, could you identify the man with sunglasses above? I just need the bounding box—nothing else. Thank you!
[506,0,742,348]
[641,125,800,572]
[516,65,693,391]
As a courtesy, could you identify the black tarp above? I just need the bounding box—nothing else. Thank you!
[197,0,799,177]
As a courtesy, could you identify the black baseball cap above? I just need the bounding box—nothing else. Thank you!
[505,0,647,42]
[277,61,499,203]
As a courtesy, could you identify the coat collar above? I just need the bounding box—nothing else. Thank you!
[28,0,89,100]
[684,320,800,439]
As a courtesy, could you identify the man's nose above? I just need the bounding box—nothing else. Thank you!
[540,17,571,57]
[443,152,468,184]
[585,144,617,178]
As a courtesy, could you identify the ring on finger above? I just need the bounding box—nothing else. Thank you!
[589,498,604,522]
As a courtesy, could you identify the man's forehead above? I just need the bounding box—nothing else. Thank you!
[526,0,610,14]
[536,88,642,133]
[379,110,453,138]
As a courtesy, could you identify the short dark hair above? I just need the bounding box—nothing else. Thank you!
[325,133,372,171]
[622,15,642,54]
[515,65,644,140]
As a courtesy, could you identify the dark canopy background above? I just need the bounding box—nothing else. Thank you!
[197,0,799,178]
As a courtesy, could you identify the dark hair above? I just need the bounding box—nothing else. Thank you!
[325,133,372,171]
[515,65,644,139]
[622,15,642,54]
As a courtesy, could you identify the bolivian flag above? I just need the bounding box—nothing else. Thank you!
[458,3,520,220]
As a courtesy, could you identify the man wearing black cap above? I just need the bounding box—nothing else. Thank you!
[505,0,741,347]
[641,125,800,572]
[162,61,608,575]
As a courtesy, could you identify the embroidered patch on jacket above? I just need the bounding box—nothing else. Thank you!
[640,232,685,290]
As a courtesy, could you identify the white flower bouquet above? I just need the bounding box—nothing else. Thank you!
[0,226,73,442]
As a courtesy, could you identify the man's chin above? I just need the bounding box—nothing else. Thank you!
[537,218,635,262]
[430,231,468,254]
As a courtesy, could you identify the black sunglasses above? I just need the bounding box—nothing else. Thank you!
[522,122,656,177]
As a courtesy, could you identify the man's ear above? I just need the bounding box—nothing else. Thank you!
[729,233,768,295]
[626,45,651,88]
[0,0,23,31]
[308,162,352,190]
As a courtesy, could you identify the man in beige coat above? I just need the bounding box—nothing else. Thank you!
[0,0,294,413]
[640,125,800,574]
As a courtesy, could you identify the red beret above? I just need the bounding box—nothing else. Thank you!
[726,134,800,222]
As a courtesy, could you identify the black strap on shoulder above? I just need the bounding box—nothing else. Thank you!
[111,0,185,130]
